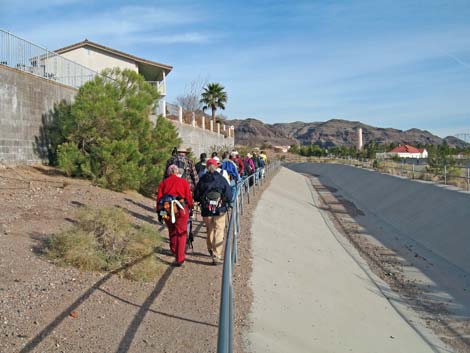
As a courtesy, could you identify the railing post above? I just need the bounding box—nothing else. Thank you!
[240,186,244,215]
[247,180,250,203]
[444,164,447,185]
[467,167,470,191]
[232,203,238,265]
[178,106,183,123]
[191,112,196,127]
[161,100,166,118]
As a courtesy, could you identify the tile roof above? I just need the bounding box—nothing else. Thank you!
[390,145,422,153]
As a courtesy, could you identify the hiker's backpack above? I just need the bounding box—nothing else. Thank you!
[157,194,185,223]
[203,189,222,214]
[173,156,187,179]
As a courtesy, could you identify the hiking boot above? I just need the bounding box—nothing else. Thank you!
[208,249,213,257]
[212,256,222,265]
[171,261,184,267]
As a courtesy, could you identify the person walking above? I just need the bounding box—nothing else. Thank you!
[156,165,193,266]
[194,159,232,265]
[260,150,268,164]
[222,151,240,203]
[164,146,199,193]
[259,151,267,178]
[214,156,231,184]
[243,153,256,177]
[195,153,207,175]
[230,151,244,176]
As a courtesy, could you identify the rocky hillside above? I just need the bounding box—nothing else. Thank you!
[227,118,468,148]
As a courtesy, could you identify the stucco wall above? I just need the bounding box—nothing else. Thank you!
[167,119,235,156]
[0,66,77,164]
[59,46,138,73]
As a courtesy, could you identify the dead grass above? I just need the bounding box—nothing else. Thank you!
[45,207,163,281]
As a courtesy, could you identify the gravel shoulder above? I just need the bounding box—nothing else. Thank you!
[0,165,270,353]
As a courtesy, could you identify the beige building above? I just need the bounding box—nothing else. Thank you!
[35,39,173,116]
[54,40,171,94]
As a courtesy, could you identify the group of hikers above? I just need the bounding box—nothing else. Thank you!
[156,147,268,266]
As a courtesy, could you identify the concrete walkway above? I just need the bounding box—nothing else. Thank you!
[246,168,440,353]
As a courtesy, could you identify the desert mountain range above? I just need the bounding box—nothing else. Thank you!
[226,118,467,148]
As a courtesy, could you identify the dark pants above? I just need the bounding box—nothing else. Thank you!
[165,206,189,263]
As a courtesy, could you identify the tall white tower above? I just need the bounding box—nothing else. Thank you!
[357,127,363,150]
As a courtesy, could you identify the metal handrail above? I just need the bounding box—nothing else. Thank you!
[0,29,103,89]
[217,161,280,353]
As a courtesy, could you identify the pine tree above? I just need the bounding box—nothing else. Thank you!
[47,68,180,195]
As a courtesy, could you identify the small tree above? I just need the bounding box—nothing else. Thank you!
[48,68,180,195]
[200,82,228,125]
[176,76,207,112]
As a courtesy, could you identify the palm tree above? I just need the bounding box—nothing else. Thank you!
[200,83,228,126]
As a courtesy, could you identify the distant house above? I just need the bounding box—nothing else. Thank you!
[52,40,172,115]
[376,145,428,159]
[273,145,291,153]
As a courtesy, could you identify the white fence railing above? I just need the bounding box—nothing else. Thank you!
[0,29,101,89]
[147,80,166,96]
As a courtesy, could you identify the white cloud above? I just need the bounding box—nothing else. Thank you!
[124,32,214,45]
[0,0,86,13]
[16,4,209,48]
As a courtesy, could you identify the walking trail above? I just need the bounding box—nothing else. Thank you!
[246,167,446,353]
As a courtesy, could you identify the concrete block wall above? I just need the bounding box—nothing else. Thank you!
[0,66,77,164]
[1,66,234,165]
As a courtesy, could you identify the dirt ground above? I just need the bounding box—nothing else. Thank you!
[308,175,470,353]
[0,165,272,353]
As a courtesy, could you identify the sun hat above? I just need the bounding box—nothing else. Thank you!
[177,145,190,153]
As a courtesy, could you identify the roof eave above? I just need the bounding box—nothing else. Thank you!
[54,40,173,73]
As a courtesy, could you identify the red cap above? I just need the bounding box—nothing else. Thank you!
[206,158,218,168]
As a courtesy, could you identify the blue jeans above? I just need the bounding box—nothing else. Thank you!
[230,180,237,203]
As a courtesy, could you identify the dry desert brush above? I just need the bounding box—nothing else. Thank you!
[45,207,163,281]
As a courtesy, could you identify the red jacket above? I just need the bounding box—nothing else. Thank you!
[231,156,244,176]
[156,174,194,209]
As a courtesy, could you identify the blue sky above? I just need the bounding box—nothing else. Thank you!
[2,0,470,137]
